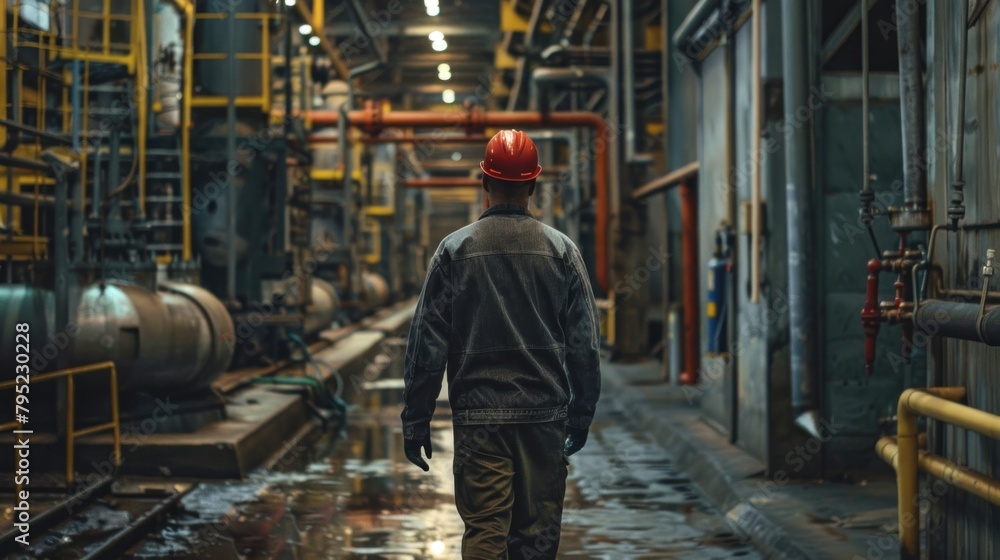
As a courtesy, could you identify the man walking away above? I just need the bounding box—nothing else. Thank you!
[401,129,602,560]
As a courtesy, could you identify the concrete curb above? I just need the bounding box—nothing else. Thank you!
[602,366,839,560]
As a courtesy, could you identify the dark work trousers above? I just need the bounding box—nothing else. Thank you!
[452,420,569,560]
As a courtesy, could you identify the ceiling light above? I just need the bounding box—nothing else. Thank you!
[438,71,451,80]
[437,63,450,73]
[309,35,321,46]
[423,0,438,7]
[442,89,455,103]
[298,23,312,35]
[451,152,462,161]
[431,39,447,51]
[426,5,440,16]
[284,0,296,6]
[428,31,444,42]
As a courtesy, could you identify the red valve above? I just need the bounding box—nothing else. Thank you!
[861,258,882,376]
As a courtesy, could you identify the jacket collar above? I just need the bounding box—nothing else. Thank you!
[478,203,532,220]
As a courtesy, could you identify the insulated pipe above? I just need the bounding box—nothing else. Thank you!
[781,0,820,433]
[914,300,1000,345]
[298,106,611,292]
[894,0,929,229]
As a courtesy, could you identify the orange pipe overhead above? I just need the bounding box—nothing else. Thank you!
[299,103,610,292]
[405,178,482,188]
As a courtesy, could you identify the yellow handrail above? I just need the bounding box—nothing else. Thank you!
[0,361,121,486]
[876,387,1000,560]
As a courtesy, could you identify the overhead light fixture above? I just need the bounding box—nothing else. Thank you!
[427,5,440,16]
[438,71,451,80]
[431,39,447,51]
[442,89,455,103]
[424,0,438,6]
[309,35,321,46]
[437,63,450,73]
[284,0,296,6]
[451,152,462,161]
[298,23,312,35]
[428,31,444,42]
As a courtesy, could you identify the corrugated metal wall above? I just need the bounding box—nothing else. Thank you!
[926,1,1000,557]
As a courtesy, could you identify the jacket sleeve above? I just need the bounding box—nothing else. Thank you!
[401,253,452,440]
[564,246,602,431]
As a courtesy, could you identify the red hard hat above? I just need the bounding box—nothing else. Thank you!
[480,130,542,181]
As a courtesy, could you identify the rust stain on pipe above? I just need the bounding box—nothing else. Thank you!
[297,104,611,292]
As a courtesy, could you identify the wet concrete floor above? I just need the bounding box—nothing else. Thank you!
[128,387,762,559]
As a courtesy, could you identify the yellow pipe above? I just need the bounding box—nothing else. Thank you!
[313,0,324,33]
[1,5,7,147]
[884,386,994,560]
[182,3,194,260]
[135,0,148,218]
[295,2,350,79]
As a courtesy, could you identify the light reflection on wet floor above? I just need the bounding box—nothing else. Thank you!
[133,399,762,559]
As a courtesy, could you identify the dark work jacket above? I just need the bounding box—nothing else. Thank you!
[401,203,602,440]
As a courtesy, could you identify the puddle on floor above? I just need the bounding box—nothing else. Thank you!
[129,392,761,559]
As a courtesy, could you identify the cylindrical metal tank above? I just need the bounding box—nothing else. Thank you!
[0,282,234,394]
[360,272,390,312]
[303,278,340,336]
[193,0,262,99]
[154,2,183,129]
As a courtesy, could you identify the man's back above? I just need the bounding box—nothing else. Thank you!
[402,203,601,435]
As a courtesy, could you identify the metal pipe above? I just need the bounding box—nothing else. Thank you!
[622,0,638,164]
[750,0,762,303]
[894,0,930,230]
[136,0,148,218]
[181,1,194,261]
[672,0,721,49]
[876,387,1000,559]
[0,153,51,173]
[529,67,609,114]
[948,0,970,227]
[298,106,611,292]
[0,118,73,146]
[781,0,820,433]
[678,181,699,385]
[404,178,481,189]
[607,0,621,298]
[914,299,1000,345]
[632,161,699,200]
[225,6,237,303]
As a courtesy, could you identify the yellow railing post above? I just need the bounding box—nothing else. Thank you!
[0,361,122,485]
[877,386,1000,560]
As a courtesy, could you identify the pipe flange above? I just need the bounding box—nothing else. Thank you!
[888,205,933,232]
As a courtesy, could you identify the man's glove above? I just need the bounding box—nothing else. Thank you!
[564,426,588,457]
[404,434,433,472]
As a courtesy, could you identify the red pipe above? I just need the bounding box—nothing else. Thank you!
[678,181,700,385]
[405,177,481,188]
[296,102,611,292]
[308,134,491,145]
[861,258,882,376]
